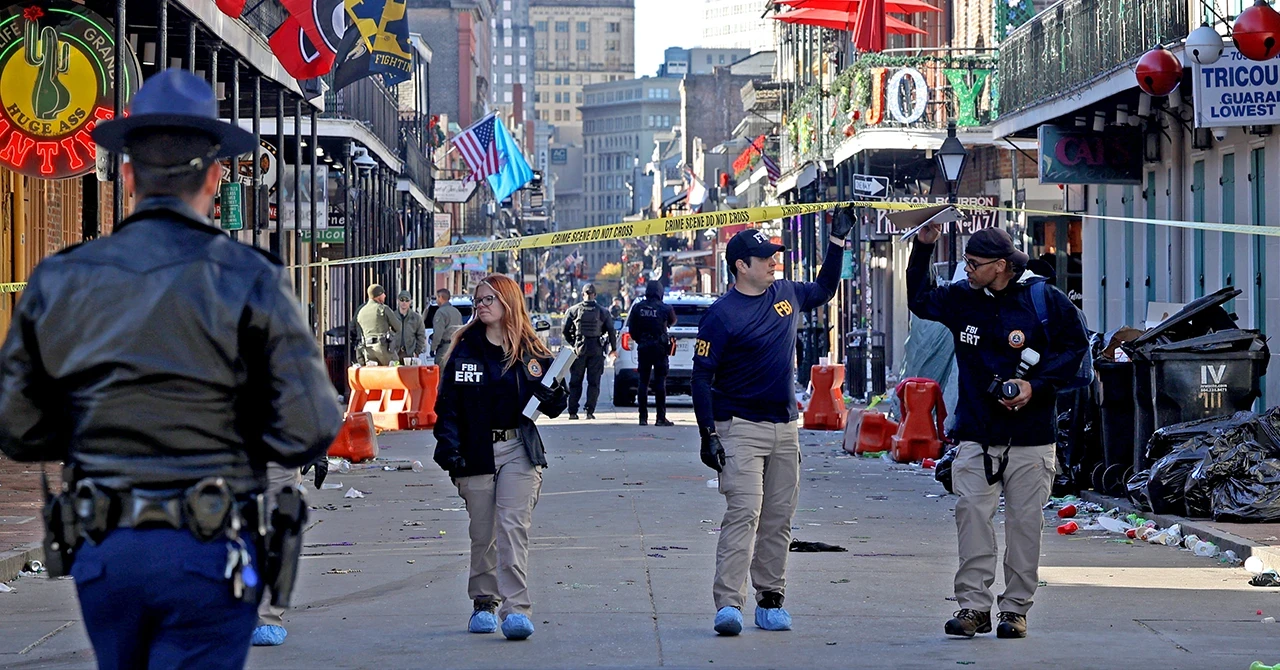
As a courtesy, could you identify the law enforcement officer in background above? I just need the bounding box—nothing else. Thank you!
[907,225,1088,640]
[691,209,853,636]
[356,284,400,366]
[392,290,428,363]
[562,284,618,420]
[0,69,341,669]
[432,288,464,361]
[625,280,677,427]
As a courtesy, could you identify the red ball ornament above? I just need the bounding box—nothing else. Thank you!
[1135,45,1184,96]
[1234,0,1280,61]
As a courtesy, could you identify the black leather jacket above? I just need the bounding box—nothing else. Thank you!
[433,328,562,477]
[0,197,342,495]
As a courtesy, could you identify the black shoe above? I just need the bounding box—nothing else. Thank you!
[944,609,992,638]
[655,418,674,427]
[569,413,580,420]
[996,612,1027,639]
[586,412,596,420]
[639,417,648,425]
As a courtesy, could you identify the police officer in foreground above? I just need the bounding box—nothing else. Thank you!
[392,290,428,363]
[356,284,400,366]
[562,284,617,420]
[625,280,677,426]
[0,69,341,668]
[906,225,1087,640]
[692,210,853,636]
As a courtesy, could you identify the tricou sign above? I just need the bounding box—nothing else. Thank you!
[1193,47,1280,127]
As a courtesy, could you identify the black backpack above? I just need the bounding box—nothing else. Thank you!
[576,304,603,339]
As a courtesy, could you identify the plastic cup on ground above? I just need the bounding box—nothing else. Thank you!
[1057,521,1079,535]
[1058,504,1078,519]
[1247,556,1267,575]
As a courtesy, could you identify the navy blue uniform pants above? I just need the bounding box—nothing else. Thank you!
[637,345,670,422]
[71,527,259,670]
[569,351,606,414]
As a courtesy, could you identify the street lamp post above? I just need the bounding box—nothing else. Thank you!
[936,121,969,275]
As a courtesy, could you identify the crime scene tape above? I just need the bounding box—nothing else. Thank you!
[315,198,1280,270]
[0,282,26,294]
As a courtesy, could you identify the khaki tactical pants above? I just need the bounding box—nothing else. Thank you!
[258,464,302,628]
[364,343,394,366]
[712,418,801,610]
[952,441,1056,616]
[455,438,543,620]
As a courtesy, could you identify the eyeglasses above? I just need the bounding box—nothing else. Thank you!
[475,294,498,307]
[964,257,1002,271]
[398,298,410,302]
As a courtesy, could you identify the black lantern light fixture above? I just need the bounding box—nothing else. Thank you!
[935,121,969,273]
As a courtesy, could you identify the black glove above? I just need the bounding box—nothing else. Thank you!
[700,428,726,472]
[830,206,856,240]
[300,455,329,489]
[434,453,467,473]
[533,379,569,418]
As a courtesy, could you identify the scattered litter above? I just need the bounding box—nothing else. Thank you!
[1247,556,1267,574]
[647,553,666,559]
[826,642,837,646]
[439,508,465,512]
[1265,617,1276,624]
[0,583,12,593]
[650,546,670,551]
[1037,581,1048,587]
[305,542,355,547]
[789,540,848,552]
[597,448,617,452]
[924,494,943,498]
[1095,516,1132,534]
[623,482,644,486]
[25,560,43,574]
[860,451,887,459]
[957,663,975,666]
[324,568,361,575]
[344,488,365,499]
[1056,521,1078,535]
[834,520,858,525]
[865,495,889,501]
[407,560,416,564]
[1222,550,1242,565]
[1106,539,1134,545]
[707,479,718,488]
[321,482,344,490]
[1250,571,1280,587]
[830,578,851,584]
[806,523,821,526]
[945,597,957,601]
[668,546,688,550]
[700,519,714,523]
[403,520,423,526]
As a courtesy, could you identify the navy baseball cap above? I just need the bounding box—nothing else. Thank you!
[726,229,785,273]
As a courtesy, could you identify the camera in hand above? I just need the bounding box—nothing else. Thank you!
[986,348,1041,402]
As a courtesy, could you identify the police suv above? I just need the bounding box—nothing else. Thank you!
[612,291,716,406]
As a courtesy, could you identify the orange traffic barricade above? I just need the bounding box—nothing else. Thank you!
[329,411,379,462]
[890,378,947,463]
[346,365,439,431]
[803,364,847,430]
[854,411,899,454]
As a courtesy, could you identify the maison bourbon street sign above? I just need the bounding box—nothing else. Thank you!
[0,1,141,179]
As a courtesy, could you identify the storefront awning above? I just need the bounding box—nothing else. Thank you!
[776,162,817,195]
[833,127,1040,165]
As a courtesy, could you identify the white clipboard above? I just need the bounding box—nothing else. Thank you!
[522,348,577,420]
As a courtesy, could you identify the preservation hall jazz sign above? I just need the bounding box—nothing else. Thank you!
[0,1,141,179]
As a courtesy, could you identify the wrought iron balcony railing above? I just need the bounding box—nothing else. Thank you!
[322,75,401,159]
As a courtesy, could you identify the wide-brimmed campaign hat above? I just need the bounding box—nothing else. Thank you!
[92,68,256,160]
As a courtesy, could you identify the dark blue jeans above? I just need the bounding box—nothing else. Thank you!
[72,527,259,669]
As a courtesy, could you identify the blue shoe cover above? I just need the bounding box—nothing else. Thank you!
[755,606,792,631]
[251,625,287,646]
[502,613,535,640]
[469,609,498,633]
[713,606,743,635]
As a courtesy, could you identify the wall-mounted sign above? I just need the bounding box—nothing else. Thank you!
[1192,47,1280,127]
[218,182,243,231]
[859,66,994,129]
[432,211,451,247]
[871,195,998,239]
[279,164,328,230]
[435,178,476,203]
[550,147,567,164]
[0,1,142,179]
[299,228,344,243]
[1037,125,1142,185]
[220,140,278,190]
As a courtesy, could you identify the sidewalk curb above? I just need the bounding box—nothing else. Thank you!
[1079,490,1280,572]
[0,542,42,583]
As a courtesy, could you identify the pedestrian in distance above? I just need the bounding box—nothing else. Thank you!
[432,288,464,361]
[625,280,677,427]
[433,274,569,641]
[0,68,341,669]
[355,284,400,366]
[906,225,1089,639]
[562,283,618,420]
[691,208,854,636]
[392,290,428,362]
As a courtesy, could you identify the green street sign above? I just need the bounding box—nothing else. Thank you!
[219,183,243,231]
[299,228,345,243]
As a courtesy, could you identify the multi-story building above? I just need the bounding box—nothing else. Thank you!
[409,0,495,130]
[701,0,778,51]
[579,77,681,272]
[657,47,752,78]
[491,0,536,147]
[530,0,635,145]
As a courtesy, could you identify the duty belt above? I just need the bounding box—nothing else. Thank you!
[491,428,518,443]
[74,478,263,544]
[365,335,389,346]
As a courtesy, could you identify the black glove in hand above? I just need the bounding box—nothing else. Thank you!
[434,453,467,473]
[830,206,856,240]
[700,430,726,472]
[534,379,569,417]
[300,455,329,489]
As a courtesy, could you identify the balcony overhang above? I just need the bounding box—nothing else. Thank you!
[834,127,1038,165]
[396,179,433,209]
[776,162,817,195]
[237,118,403,173]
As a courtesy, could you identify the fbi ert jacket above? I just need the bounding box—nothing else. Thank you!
[905,240,1089,447]
[433,327,562,477]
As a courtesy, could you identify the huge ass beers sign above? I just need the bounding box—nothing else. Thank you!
[0,1,141,179]
[1037,124,1142,185]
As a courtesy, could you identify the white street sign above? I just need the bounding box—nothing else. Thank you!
[852,173,889,199]
[435,180,478,203]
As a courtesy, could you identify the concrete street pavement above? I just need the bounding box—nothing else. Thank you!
[2,394,1278,669]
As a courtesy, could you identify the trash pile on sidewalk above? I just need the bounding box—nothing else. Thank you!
[1044,497,1243,565]
[1124,407,1280,522]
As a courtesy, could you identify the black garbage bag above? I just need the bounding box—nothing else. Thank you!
[935,445,957,494]
[1146,439,1213,515]
[1211,459,1280,522]
[1126,468,1153,512]
[1145,411,1257,465]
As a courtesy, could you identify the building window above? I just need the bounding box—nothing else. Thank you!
[577,21,588,32]
[719,54,725,63]
[504,35,511,47]
[577,39,588,50]
[503,73,512,84]
[504,91,512,102]
[520,36,526,47]
[519,54,526,66]
[503,0,511,9]
[504,54,513,66]
[576,91,582,103]
[576,110,582,121]
[554,92,562,103]
[519,73,526,84]
[607,22,620,33]
[536,21,547,31]
[555,21,569,32]
[648,114,654,126]
[706,54,713,64]
[606,39,619,51]
[576,75,583,85]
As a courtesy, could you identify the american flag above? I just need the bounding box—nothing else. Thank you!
[753,136,780,186]
[454,113,501,182]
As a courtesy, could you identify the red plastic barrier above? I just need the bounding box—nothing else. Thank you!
[890,379,947,463]
[328,412,379,462]
[346,365,439,431]
[854,411,899,454]
[803,365,847,431]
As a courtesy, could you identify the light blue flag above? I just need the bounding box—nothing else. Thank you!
[486,116,533,203]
